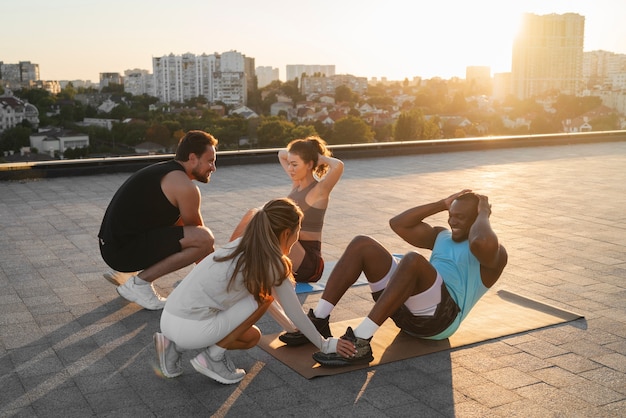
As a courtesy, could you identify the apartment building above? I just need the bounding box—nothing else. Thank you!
[124,69,155,97]
[152,51,252,106]
[300,73,367,96]
[256,66,279,88]
[512,13,585,100]
[99,72,123,89]
[0,61,40,82]
[583,50,626,90]
[286,64,335,82]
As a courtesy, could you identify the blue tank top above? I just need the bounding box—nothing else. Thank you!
[427,230,488,339]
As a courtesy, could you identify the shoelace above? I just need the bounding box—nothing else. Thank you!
[223,354,238,374]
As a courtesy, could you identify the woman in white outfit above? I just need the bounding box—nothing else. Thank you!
[154,198,356,384]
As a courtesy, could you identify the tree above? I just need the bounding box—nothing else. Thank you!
[214,116,248,150]
[335,85,355,103]
[289,124,317,141]
[394,109,428,141]
[0,126,32,152]
[256,116,295,148]
[145,124,171,147]
[330,116,374,144]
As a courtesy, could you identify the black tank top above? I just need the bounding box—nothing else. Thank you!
[99,160,185,245]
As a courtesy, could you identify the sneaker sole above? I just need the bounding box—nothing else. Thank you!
[312,352,374,367]
[190,358,244,384]
[103,273,123,286]
[116,285,165,311]
[278,332,310,346]
[153,333,182,378]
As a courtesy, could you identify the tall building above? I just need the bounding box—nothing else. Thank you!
[583,50,626,90]
[512,13,584,100]
[465,66,492,95]
[152,51,252,106]
[99,72,123,89]
[124,69,155,97]
[286,65,335,82]
[300,74,367,96]
[256,66,279,88]
[0,61,40,82]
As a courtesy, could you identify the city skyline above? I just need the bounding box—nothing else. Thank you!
[3,0,626,83]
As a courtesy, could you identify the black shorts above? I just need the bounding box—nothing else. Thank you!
[99,226,184,272]
[372,283,460,338]
[294,240,324,283]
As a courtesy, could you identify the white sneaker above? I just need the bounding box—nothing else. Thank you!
[190,350,245,384]
[116,276,166,310]
[103,270,136,286]
[154,332,182,378]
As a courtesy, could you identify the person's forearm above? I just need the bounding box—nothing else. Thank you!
[390,199,447,230]
[469,211,497,244]
[319,154,341,168]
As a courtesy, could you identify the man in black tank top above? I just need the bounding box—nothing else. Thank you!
[98,131,218,310]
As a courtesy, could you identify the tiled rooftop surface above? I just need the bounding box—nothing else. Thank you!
[1,140,625,417]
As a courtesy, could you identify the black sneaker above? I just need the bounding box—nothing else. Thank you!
[312,326,374,367]
[278,308,332,346]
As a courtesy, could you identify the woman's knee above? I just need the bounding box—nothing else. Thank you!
[242,325,262,348]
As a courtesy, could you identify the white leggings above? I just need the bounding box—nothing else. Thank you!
[160,294,258,350]
[369,256,443,316]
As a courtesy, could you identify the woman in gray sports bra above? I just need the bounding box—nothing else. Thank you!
[230,136,343,283]
[280,136,344,282]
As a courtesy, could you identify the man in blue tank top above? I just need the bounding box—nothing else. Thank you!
[298,190,508,367]
[98,131,218,310]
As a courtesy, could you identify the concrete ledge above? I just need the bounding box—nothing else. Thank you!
[1,130,625,180]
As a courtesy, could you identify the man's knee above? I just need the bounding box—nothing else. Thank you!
[198,226,215,254]
[185,225,214,254]
[348,234,377,249]
[400,251,429,270]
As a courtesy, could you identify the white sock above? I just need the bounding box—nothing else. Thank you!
[208,345,226,360]
[134,276,150,285]
[313,299,335,319]
[354,317,379,340]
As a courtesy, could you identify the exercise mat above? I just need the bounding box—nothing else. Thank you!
[258,289,584,378]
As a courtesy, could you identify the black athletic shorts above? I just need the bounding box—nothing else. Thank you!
[294,240,324,283]
[372,282,460,338]
[99,226,184,272]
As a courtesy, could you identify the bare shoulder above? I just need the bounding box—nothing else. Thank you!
[161,170,197,204]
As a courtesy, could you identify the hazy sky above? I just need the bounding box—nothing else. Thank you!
[3,0,625,82]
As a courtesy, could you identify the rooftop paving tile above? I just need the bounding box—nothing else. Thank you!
[1,140,625,416]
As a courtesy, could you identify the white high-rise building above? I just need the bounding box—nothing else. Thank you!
[256,66,279,88]
[124,69,155,97]
[152,51,251,106]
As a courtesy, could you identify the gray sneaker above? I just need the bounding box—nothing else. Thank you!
[153,332,182,378]
[116,276,166,310]
[103,270,136,286]
[190,350,245,384]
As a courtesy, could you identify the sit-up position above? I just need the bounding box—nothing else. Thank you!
[284,190,508,367]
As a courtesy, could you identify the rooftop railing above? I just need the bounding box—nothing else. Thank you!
[1,130,625,181]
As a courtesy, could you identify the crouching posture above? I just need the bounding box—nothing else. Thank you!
[153,198,356,383]
[282,190,508,367]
